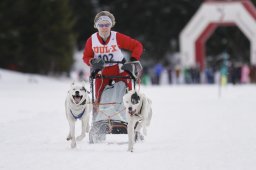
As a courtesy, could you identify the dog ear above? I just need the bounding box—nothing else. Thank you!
[131,92,140,104]
[81,81,90,94]
[81,80,87,87]
[70,81,75,88]
[81,86,87,92]
[134,92,140,99]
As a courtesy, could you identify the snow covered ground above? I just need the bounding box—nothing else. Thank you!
[1,68,256,170]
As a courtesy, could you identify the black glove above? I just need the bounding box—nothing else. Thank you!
[121,58,126,64]
[130,57,137,61]
[90,58,104,77]
[90,58,104,66]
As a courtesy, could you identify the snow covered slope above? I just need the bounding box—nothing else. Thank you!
[1,69,256,170]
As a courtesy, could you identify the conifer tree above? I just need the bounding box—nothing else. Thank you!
[70,0,95,50]
[0,0,75,74]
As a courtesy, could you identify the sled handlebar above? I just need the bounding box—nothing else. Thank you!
[104,60,126,65]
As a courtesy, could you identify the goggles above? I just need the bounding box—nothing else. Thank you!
[97,23,111,28]
[96,16,113,28]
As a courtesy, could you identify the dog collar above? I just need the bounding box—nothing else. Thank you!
[70,109,85,120]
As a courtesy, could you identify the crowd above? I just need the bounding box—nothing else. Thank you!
[73,61,256,86]
[141,62,256,86]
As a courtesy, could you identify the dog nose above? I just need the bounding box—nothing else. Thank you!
[75,91,79,95]
[128,107,132,111]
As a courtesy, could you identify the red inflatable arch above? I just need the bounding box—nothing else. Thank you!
[180,0,256,70]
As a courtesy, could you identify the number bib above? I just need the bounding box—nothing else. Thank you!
[91,31,124,66]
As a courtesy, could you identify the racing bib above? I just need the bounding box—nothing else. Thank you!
[91,31,124,66]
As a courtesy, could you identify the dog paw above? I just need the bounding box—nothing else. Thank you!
[71,141,76,148]
[128,148,133,152]
[128,146,134,152]
[76,135,85,141]
[66,137,72,141]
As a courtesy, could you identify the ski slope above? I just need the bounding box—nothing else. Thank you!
[1,68,256,170]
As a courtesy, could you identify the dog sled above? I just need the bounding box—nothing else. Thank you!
[89,59,143,143]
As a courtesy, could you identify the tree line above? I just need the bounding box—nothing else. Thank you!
[0,0,255,74]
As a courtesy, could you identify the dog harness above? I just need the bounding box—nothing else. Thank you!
[70,109,85,120]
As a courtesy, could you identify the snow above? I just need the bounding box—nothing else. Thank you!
[1,68,256,170]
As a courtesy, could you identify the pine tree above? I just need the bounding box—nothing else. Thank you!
[0,0,75,74]
[0,0,24,70]
[69,0,95,50]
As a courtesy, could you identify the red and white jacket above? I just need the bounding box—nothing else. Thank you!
[83,31,143,66]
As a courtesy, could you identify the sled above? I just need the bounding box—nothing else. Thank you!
[89,60,142,143]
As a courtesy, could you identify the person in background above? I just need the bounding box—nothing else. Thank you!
[83,11,143,102]
[241,63,250,84]
[153,63,164,85]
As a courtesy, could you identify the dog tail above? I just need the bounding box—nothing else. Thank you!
[146,108,152,126]
[145,98,152,127]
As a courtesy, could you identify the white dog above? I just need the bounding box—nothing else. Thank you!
[123,90,152,152]
[65,81,92,148]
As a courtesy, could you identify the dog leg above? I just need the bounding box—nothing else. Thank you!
[127,120,136,152]
[66,131,72,141]
[135,122,144,142]
[65,104,72,141]
[68,121,76,148]
[76,119,86,141]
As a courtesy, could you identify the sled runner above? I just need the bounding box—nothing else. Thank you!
[89,59,142,143]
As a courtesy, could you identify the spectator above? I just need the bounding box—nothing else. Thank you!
[241,64,250,84]
[153,63,164,85]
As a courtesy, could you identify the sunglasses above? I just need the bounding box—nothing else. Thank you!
[98,23,111,28]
